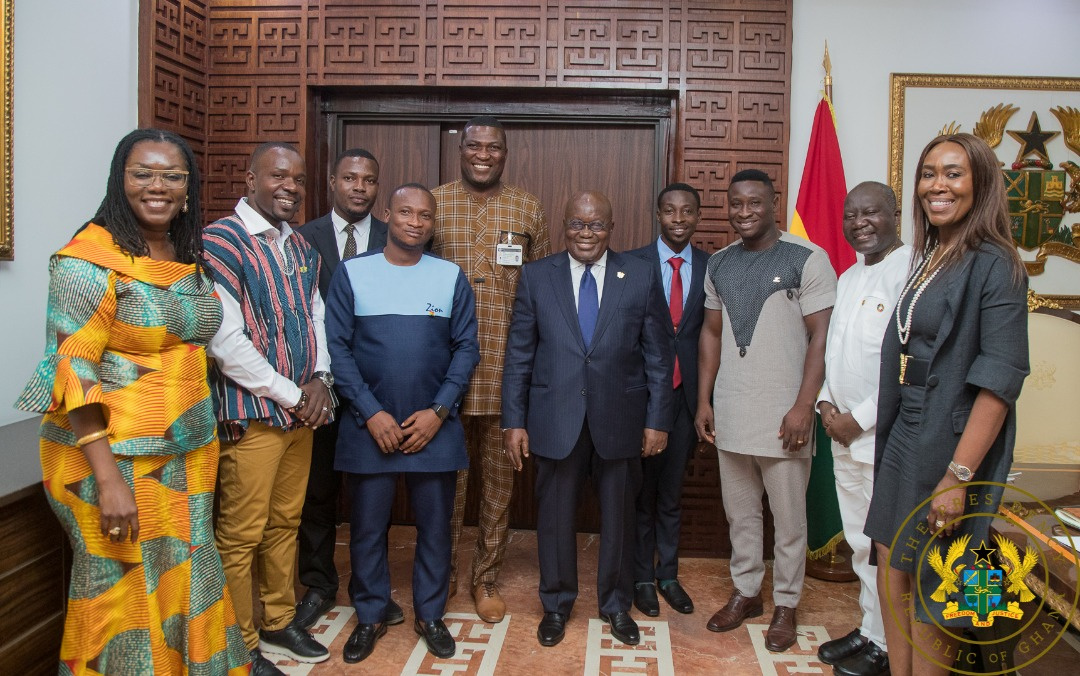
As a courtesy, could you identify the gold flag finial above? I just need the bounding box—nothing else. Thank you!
[823,41,833,100]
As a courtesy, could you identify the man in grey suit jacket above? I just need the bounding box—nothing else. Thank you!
[502,191,673,648]
[626,183,709,618]
[294,148,396,629]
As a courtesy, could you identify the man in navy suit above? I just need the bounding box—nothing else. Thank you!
[502,191,673,648]
[626,183,708,617]
[294,148,397,629]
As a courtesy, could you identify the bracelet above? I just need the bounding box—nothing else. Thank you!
[293,390,309,412]
[76,429,109,446]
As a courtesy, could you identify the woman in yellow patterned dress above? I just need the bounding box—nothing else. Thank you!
[16,129,250,675]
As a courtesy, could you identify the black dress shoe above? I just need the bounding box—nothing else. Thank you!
[818,628,867,665]
[259,619,330,663]
[385,598,405,626]
[657,580,694,614]
[414,618,456,658]
[833,642,889,676]
[600,610,640,646]
[537,612,567,647]
[294,589,335,630]
[342,622,386,664]
[249,649,284,676]
[634,583,660,617]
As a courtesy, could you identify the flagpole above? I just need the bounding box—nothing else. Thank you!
[823,41,832,101]
[802,38,858,583]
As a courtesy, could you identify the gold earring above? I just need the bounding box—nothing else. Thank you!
[181,197,189,214]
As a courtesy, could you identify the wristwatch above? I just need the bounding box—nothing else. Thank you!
[313,370,334,390]
[431,404,450,421]
[948,461,973,482]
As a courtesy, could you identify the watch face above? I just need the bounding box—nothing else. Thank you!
[952,463,972,481]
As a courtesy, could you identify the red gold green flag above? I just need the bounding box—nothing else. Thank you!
[795,94,852,562]
[790,94,854,275]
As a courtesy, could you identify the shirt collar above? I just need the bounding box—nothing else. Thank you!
[331,209,372,234]
[569,250,608,270]
[235,197,294,241]
[657,237,691,265]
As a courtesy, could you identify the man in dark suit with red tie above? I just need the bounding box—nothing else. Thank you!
[502,190,673,648]
[294,148,400,629]
[626,183,709,617]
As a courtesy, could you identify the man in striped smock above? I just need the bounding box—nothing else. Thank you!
[205,142,335,674]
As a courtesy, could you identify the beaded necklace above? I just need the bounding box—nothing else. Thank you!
[895,243,944,346]
[895,242,954,384]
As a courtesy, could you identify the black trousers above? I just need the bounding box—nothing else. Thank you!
[634,385,695,582]
[534,418,641,616]
[296,415,341,597]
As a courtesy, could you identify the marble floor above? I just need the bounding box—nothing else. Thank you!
[266,525,1080,675]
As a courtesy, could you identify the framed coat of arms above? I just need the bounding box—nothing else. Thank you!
[889,73,1080,308]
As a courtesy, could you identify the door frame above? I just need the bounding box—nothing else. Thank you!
[312,87,677,220]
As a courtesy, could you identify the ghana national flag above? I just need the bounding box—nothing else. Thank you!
[792,93,852,561]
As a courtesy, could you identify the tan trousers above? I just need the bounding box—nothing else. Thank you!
[449,415,514,588]
[216,422,314,650]
[717,449,811,609]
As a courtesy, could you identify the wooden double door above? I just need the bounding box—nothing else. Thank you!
[316,89,674,532]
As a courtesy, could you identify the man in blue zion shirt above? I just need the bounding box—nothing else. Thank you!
[324,183,480,664]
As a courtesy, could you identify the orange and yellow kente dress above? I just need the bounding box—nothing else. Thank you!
[15,223,250,675]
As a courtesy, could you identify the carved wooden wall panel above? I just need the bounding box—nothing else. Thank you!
[143,0,790,238]
[139,0,209,174]
[142,0,792,557]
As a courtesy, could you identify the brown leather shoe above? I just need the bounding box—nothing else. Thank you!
[473,582,506,623]
[706,591,763,632]
[765,606,798,652]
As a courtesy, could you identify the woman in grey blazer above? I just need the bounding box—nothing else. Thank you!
[864,133,1029,676]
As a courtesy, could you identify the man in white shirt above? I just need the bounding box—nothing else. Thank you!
[204,142,334,674]
[815,181,910,676]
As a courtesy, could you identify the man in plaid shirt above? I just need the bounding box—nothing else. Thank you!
[432,116,550,622]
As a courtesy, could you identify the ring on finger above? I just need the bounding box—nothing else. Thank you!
[109,526,122,536]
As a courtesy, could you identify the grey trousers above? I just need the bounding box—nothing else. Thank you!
[717,449,811,608]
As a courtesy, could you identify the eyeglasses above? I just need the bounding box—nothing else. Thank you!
[567,220,609,232]
[125,168,190,189]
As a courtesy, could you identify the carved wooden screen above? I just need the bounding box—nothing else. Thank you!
[141,0,793,557]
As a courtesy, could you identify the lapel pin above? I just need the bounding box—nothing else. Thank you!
[772,276,781,283]
[617,271,625,279]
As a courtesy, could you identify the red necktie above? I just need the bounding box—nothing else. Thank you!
[668,257,683,389]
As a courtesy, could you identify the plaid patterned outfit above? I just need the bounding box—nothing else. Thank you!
[432,180,550,587]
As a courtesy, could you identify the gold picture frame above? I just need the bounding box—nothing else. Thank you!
[888,73,1080,308]
[0,0,11,260]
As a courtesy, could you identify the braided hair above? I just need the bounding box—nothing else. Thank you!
[92,128,205,275]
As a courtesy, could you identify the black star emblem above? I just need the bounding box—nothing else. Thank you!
[1007,112,1060,165]
[971,540,996,567]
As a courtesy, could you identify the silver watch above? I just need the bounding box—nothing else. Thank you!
[313,370,334,390]
[948,461,973,482]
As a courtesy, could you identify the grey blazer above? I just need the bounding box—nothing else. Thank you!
[875,243,1029,486]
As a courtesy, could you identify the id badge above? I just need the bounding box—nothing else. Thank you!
[496,243,524,266]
